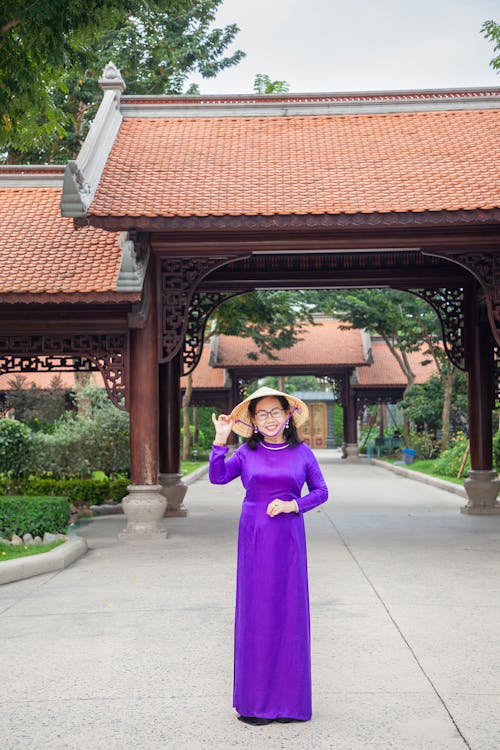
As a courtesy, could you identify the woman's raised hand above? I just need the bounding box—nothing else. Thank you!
[211,413,234,444]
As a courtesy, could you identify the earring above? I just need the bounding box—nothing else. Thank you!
[253,425,259,433]
[285,420,290,429]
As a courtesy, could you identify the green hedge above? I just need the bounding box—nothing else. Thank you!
[0,477,129,505]
[0,496,70,537]
[493,431,500,473]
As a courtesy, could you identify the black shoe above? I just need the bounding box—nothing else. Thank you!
[237,715,274,725]
[274,718,303,723]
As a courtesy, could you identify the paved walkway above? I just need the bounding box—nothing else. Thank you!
[1,453,499,750]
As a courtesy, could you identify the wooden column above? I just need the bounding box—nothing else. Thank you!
[159,352,181,474]
[158,351,187,516]
[120,260,167,538]
[462,288,500,514]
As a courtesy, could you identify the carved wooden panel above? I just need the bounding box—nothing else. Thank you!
[183,291,241,376]
[158,256,248,363]
[407,287,466,371]
[0,334,128,410]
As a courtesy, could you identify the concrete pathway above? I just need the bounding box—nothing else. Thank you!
[1,453,499,750]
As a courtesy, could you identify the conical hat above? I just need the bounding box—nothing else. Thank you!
[229,386,309,438]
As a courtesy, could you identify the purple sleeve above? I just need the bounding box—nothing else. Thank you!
[295,449,329,514]
[209,444,243,484]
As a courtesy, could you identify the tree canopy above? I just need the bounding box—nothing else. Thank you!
[482,20,500,73]
[1,0,245,161]
[214,291,313,360]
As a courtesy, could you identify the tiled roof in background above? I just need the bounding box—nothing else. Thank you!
[0,187,123,296]
[356,341,437,387]
[181,345,226,389]
[213,320,367,368]
[90,109,500,218]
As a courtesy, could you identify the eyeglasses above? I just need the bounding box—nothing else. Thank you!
[255,408,285,422]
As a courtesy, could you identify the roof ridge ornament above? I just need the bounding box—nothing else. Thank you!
[99,62,126,97]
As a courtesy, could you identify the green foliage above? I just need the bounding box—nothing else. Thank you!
[432,432,470,477]
[2,1,245,159]
[406,430,440,460]
[0,419,34,479]
[329,289,432,355]
[0,496,70,537]
[253,73,290,94]
[0,477,129,505]
[6,374,68,428]
[493,431,500,472]
[180,424,206,449]
[215,291,314,360]
[332,403,344,447]
[482,20,500,72]
[25,386,130,478]
[402,373,468,433]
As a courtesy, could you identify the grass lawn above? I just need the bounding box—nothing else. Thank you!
[180,460,207,476]
[382,457,466,485]
[0,539,65,562]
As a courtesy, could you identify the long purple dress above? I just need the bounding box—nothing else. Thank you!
[209,440,329,720]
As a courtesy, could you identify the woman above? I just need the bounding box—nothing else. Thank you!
[209,386,329,726]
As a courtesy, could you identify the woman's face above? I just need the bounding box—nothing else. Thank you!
[251,396,289,437]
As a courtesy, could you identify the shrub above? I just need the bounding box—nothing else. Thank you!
[407,431,440,460]
[32,409,129,479]
[493,431,500,473]
[0,419,34,479]
[0,477,129,505]
[433,431,470,478]
[0,496,70,537]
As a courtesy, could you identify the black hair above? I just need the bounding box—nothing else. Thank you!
[246,395,302,450]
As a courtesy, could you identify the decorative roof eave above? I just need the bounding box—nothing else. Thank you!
[0,291,140,305]
[61,63,125,218]
[120,87,500,118]
[84,208,500,234]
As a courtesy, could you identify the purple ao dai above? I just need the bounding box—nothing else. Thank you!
[209,441,329,720]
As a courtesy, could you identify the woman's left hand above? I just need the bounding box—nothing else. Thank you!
[267,499,295,517]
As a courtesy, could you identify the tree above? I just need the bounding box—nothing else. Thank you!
[253,73,290,94]
[1,1,245,161]
[214,290,313,360]
[482,20,500,72]
[324,289,433,445]
[322,288,462,449]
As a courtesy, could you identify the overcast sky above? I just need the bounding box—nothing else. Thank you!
[190,0,499,94]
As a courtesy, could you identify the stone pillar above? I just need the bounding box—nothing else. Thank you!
[159,351,188,517]
[119,261,167,539]
[343,373,359,460]
[462,291,500,514]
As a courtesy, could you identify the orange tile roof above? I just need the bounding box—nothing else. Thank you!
[0,187,125,296]
[213,319,367,368]
[181,344,226,389]
[90,109,500,218]
[356,341,437,387]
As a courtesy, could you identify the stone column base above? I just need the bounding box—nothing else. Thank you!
[461,470,500,515]
[118,485,168,539]
[159,473,188,517]
[345,443,360,461]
